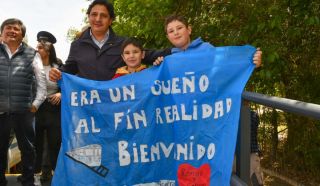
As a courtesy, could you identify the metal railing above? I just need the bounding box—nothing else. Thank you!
[231,91,320,186]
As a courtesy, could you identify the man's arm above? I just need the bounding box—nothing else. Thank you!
[59,42,79,74]
[143,48,172,65]
[49,43,78,82]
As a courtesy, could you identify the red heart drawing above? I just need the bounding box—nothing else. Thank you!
[177,163,211,186]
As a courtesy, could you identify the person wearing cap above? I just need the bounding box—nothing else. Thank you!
[37,31,57,44]
[33,31,62,186]
[49,0,171,82]
[0,18,46,186]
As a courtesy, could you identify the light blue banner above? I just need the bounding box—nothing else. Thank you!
[52,45,255,186]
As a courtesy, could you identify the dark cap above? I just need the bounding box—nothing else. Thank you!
[37,31,57,44]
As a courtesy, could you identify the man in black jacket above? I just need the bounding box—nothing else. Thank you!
[50,0,170,81]
[0,18,46,186]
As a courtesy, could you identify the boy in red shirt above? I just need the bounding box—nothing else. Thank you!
[112,38,147,79]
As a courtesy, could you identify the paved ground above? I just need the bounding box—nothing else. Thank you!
[6,174,51,186]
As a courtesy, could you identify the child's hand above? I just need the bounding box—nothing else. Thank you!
[253,48,262,68]
[153,56,164,66]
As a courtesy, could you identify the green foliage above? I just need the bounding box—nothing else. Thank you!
[73,0,320,181]
[66,27,80,42]
[113,0,176,48]
[112,0,320,181]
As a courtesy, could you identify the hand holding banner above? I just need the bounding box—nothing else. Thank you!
[53,45,255,186]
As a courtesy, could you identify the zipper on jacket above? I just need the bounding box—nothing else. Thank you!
[7,46,25,112]
[7,58,12,112]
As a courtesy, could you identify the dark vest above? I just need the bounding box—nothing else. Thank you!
[0,43,36,112]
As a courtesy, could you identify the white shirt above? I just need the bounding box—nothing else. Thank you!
[43,64,59,96]
[2,42,47,110]
[90,29,109,48]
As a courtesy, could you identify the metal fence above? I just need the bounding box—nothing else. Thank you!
[231,91,320,186]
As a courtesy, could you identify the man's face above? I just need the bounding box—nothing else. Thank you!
[1,23,23,45]
[88,4,113,35]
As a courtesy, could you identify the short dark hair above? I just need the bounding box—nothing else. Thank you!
[0,18,26,37]
[86,0,115,20]
[164,14,189,33]
[121,38,143,53]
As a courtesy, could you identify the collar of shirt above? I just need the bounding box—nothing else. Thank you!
[115,64,147,74]
[2,41,23,59]
[90,29,110,49]
[171,37,203,54]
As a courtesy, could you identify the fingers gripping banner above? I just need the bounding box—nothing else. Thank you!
[52,46,256,186]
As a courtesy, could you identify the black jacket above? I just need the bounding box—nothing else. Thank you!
[61,27,171,81]
[0,43,36,112]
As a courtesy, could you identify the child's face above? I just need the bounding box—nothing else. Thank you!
[122,44,145,69]
[166,20,191,50]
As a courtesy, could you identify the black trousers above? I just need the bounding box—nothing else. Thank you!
[0,112,36,186]
[34,100,61,173]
